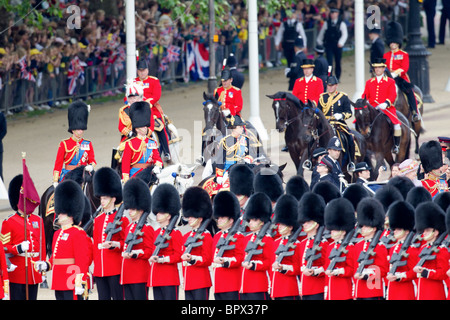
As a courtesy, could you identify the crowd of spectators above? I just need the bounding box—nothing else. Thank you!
[0,0,423,114]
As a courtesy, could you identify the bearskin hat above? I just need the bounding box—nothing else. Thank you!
[213,190,240,221]
[356,198,385,230]
[312,180,341,204]
[415,202,446,234]
[273,194,299,230]
[123,178,151,212]
[8,174,23,211]
[433,192,450,212]
[54,179,86,225]
[285,175,310,201]
[229,164,254,197]
[325,198,356,232]
[181,186,212,219]
[93,167,122,204]
[243,192,272,223]
[387,176,415,199]
[386,21,404,47]
[298,192,325,226]
[152,183,181,216]
[253,168,284,202]
[342,183,370,211]
[388,200,415,231]
[374,185,404,213]
[68,101,89,133]
[129,101,151,129]
[419,140,443,174]
[405,186,432,209]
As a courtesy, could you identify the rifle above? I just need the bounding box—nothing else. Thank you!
[274,226,303,264]
[304,225,325,269]
[124,211,150,254]
[380,229,396,250]
[152,214,180,257]
[326,228,355,272]
[82,204,103,232]
[356,229,383,275]
[243,221,272,263]
[389,231,416,275]
[215,218,242,258]
[104,204,125,242]
[416,231,448,268]
[183,218,212,255]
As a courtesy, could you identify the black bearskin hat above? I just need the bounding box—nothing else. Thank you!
[374,185,404,213]
[253,168,284,202]
[405,186,432,209]
[298,192,325,226]
[356,198,385,230]
[388,200,415,231]
[229,164,254,197]
[213,190,240,221]
[243,192,272,223]
[419,140,443,174]
[325,198,356,232]
[434,192,450,212]
[285,175,310,201]
[123,178,151,212]
[273,194,299,230]
[342,183,370,211]
[152,183,181,216]
[93,167,122,204]
[415,202,446,234]
[386,21,404,47]
[68,101,89,133]
[182,186,212,219]
[387,176,415,199]
[8,174,23,211]
[129,101,151,129]
[54,179,86,225]
[312,180,341,204]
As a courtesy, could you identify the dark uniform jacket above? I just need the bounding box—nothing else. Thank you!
[230,67,245,89]
[286,50,307,91]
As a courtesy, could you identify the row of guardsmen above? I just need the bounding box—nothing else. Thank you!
[1,139,450,300]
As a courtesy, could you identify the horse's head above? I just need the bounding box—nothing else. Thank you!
[353,98,372,137]
[203,91,222,129]
[300,100,321,143]
[267,92,291,133]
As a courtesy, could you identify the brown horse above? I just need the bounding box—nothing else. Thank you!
[353,98,411,180]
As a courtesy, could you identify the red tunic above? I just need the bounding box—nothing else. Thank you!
[148,227,183,287]
[386,241,419,300]
[0,248,8,299]
[298,236,328,297]
[240,232,274,294]
[214,85,243,116]
[212,230,245,293]
[118,104,155,141]
[120,222,154,285]
[134,76,163,118]
[92,209,130,278]
[362,75,400,125]
[324,241,356,300]
[383,49,410,82]
[49,225,93,291]
[421,174,449,198]
[181,230,213,291]
[291,76,324,105]
[1,212,46,285]
[270,236,301,299]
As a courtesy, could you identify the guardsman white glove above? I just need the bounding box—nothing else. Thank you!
[376,102,387,110]
[17,241,30,254]
[85,164,94,172]
[334,113,343,120]
[152,166,161,175]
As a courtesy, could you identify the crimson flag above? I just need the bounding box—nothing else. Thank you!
[18,158,40,215]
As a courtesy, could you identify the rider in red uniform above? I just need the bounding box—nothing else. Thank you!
[214,68,243,117]
[291,59,324,106]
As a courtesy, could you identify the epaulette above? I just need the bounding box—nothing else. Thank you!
[148,76,159,80]
[231,86,241,91]
[73,225,84,231]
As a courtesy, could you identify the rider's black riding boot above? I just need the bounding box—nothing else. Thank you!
[347,136,356,172]
[405,88,420,122]
[393,135,401,154]
[156,130,171,161]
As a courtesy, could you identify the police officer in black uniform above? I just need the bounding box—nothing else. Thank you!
[285,36,307,91]
[226,53,245,89]
[368,24,385,72]
[313,45,329,91]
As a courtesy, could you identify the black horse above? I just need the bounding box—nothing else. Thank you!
[353,98,411,180]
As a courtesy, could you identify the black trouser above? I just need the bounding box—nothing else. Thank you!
[240,292,270,300]
[156,129,170,156]
[123,283,148,300]
[184,287,210,300]
[325,44,343,80]
[214,291,240,300]
[54,290,83,300]
[282,41,295,66]
[273,295,300,300]
[302,292,324,300]
[439,3,450,43]
[94,275,124,300]
[9,283,39,300]
[153,285,179,300]
[424,0,437,47]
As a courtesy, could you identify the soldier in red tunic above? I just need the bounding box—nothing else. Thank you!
[1,175,46,300]
[291,59,324,106]
[324,198,356,300]
[0,242,8,300]
[120,178,154,300]
[121,101,163,183]
[181,187,213,300]
[53,101,96,186]
[362,58,402,154]
[92,167,128,300]
[240,192,274,300]
[212,191,245,300]
[148,183,182,300]
[386,201,419,300]
[413,202,449,300]
[214,68,243,117]
[270,194,301,300]
[419,140,449,197]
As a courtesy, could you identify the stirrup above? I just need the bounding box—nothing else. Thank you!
[347,162,356,173]
[302,159,312,171]
[392,145,400,154]
[412,113,420,122]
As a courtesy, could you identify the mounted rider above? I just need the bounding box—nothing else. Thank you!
[362,58,402,154]
[318,75,356,171]
[291,58,324,107]
[213,68,243,117]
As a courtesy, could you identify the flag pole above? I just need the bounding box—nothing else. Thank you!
[22,151,29,300]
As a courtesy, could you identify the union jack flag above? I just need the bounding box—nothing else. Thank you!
[166,45,180,63]
[67,56,87,95]
[18,55,36,82]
